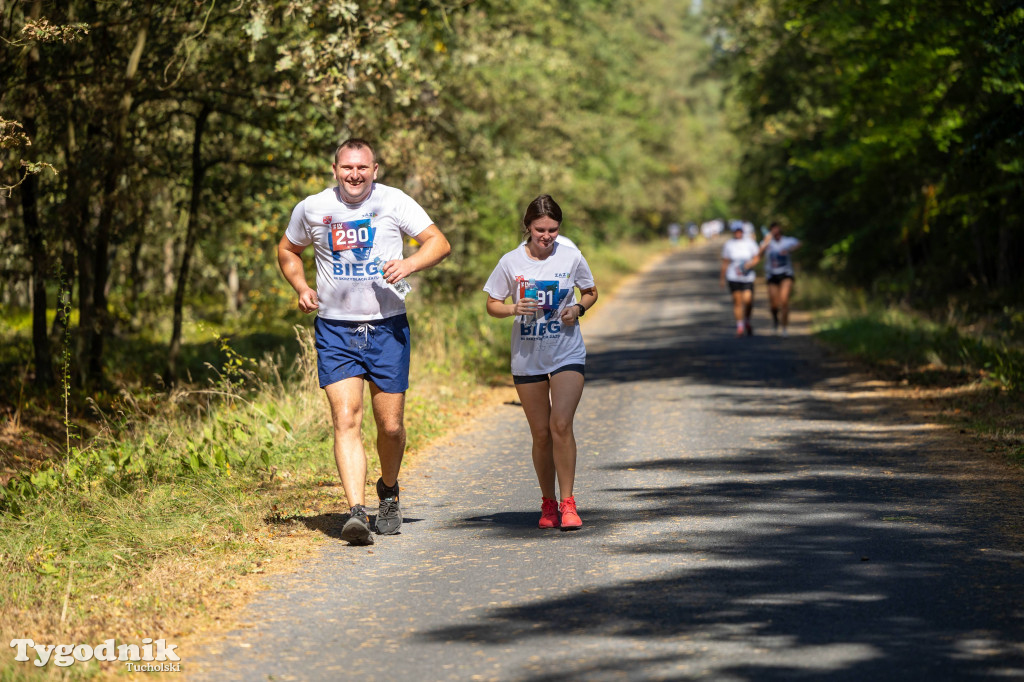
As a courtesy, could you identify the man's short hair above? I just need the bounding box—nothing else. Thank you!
[335,138,376,165]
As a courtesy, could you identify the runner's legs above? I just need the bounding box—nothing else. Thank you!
[325,376,368,507]
[369,383,406,488]
[767,282,782,328]
[516,380,556,499]
[777,278,794,330]
[548,370,585,500]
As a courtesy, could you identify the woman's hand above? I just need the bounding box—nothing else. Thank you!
[560,304,582,326]
[514,297,539,316]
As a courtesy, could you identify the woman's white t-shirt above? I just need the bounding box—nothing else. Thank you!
[764,236,801,277]
[484,242,596,376]
[722,237,760,283]
[284,183,434,321]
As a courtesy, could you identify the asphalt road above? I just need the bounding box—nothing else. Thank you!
[196,241,1024,681]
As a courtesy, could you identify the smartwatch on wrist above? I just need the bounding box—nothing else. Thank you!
[575,303,586,318]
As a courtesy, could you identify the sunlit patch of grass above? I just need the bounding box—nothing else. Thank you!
[801,273,1023,391]
[797,272,1023,467]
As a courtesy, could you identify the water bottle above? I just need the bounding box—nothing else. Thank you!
[523,279,538,319]
[372,257,412,300]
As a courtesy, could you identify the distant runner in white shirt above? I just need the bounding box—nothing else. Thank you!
[484,195,597,532]
[720,222,761,337]
[759,221,801,336]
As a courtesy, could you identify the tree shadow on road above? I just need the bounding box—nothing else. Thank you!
[421,432,1024,680]
[423,299,1024,678]
[418,246,1024,680]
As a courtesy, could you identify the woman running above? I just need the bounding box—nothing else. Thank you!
[759,221,801,336]
[483,195,598,531]
[720,222,760,336]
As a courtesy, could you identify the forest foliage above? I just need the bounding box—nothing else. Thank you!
[2,0,1021,400]
[710,0,1024,323]
[1,0,736,391]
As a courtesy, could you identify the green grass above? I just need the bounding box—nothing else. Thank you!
[0,238,671,679]
[802,273,1024,391]
[797,272,1024,467]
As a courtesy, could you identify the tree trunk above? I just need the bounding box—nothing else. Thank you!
[165,103,211,387]
[226,260,240,316]
[82,20,149,385]
[127,225,144,322]
[21,162,54,388]
[163,237,176,295]
[85,170,118,383]
[73,206,96,388]
[20,3,54,388]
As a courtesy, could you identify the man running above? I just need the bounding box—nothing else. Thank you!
[277,138,450,545]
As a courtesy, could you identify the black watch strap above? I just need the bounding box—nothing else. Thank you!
[575,303,586,317]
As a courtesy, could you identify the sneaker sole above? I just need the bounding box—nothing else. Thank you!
[341,519,374,545]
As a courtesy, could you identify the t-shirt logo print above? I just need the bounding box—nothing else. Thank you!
[330,219,376,261]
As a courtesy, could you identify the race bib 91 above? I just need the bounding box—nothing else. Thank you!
[534,280,561,312]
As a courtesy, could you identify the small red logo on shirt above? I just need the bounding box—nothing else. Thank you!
[323,216,332,224]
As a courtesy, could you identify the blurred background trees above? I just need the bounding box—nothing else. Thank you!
[2,0,1021,393]
[1,0,733,389]
[711,0,1023,320]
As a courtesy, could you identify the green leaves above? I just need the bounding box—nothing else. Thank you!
[714,0,1024,309]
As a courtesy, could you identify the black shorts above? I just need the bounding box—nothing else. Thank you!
[513,363,586,385]
[728,281,754,293]
[767,274,794,285]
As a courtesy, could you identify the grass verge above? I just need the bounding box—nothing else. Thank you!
[0,238,670,679]
[798,272,1024,466]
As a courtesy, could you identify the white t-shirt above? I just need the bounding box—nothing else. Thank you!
[483,242,596,376]
[722,237,760,283]
[284,183,434,321]
[764,236,801,277]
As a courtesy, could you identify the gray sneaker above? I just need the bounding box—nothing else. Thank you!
[341,505,374,545]
[376,496,402,535]
[375,478,403,535]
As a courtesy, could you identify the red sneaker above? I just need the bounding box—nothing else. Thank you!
[559,496,582,531]
[539,497,560,529]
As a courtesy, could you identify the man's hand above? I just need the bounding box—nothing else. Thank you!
[278,235,319,313]
[380,259,414,285]
[297,288,319,314]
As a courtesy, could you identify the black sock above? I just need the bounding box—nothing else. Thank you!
[377,477,399,499]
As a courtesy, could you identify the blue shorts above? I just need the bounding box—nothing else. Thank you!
[314,314,411,393]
